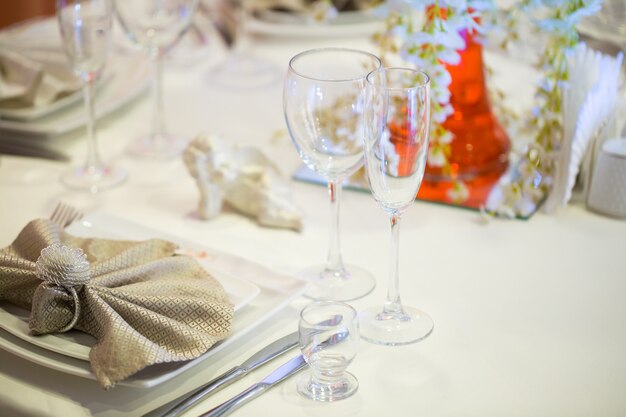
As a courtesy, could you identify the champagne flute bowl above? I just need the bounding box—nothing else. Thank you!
[283,47,380,301]
[360,67,433,346]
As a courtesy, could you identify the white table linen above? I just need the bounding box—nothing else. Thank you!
[0,24,625,417]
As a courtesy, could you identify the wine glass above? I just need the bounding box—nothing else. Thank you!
[114,0,199,158]
[360,67,433,345]
[297,301,360,402]
[208,0,280,88]
[57,0,127,192]
[283,48,380,301]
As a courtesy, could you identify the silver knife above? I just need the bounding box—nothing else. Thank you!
[157,331,299,417]
[199,354,307,417]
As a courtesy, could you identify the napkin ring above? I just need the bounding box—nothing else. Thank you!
[35,243,91,332]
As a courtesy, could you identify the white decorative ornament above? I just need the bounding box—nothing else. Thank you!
[183,134,304,231]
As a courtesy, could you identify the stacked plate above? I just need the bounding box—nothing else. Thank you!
[0,212,306,387]
[0,18,150,160]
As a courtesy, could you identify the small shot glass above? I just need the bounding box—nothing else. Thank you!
[297,301,359,402]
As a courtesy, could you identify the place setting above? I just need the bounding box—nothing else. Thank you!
[0,39,438,417]
[1,0,626,416]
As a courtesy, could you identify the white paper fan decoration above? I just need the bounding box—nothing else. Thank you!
[545,44,623,211]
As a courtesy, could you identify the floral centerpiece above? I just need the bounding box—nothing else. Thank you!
[372,0,605,217]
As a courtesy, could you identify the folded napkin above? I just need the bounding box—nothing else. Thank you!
[0,219,233,389]
[0,21,81,110]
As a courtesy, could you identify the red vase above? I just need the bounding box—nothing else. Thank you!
[418,28,511,208]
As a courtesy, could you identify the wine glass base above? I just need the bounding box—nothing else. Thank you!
[359,305,433,346]
[208,53,280,88]
[300,264,375,302]
[61,165,127,193]
[296,371,358,402]
[127,134,188,159]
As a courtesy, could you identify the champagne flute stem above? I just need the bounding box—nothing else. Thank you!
[82,75,103,173]
[325,180,345,275]
[150,52,167,147]
[383,213,403,315]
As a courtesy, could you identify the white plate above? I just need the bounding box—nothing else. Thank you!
[0,212,307,388]
[0,71,113,122]
[0,88,83,122]
[0,263,259,361]
[247,10,384,37]
[0,53,149,138]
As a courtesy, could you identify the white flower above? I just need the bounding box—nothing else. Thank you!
[428,145,446,166]
[443,0,468,10]
[438,49,462,65]
[437,27,467,50]
[433,69,452,87]
[447,181,469,202]
[438,130,454,144]
[381,129,400,176]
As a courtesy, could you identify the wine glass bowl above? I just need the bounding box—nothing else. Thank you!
[285,48,376,180]
[114,0,199,158]
[360,67,433,346]
[56,0,127,192]
[297,301,359,402]
[283,47,380,301]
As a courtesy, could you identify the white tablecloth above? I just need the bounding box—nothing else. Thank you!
[1,20,626,417]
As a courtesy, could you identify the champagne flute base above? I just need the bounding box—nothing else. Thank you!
[300,264,375,302]
[61,165,127,193]
[297,370,358,402]
[127,134,188,159]
[359,305,433,346]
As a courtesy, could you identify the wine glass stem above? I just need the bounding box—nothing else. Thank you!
[325,180,345,274]
[150,52,167,146]
[82,75,103,173]
[384,213,403,315]
[233,0,250,54]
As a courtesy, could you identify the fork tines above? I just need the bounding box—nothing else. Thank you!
[49,202,83,229]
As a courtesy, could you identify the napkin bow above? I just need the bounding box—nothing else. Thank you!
[0,219,233,389]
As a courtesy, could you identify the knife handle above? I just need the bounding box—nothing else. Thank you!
[199,383,269,417]
[158,366,246,417]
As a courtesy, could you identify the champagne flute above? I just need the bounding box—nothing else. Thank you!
[360,67,433,345]
[283,48,380,301]
[114,0,199,158]
[57,0,127,192]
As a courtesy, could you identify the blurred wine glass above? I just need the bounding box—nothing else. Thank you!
[205,0,279,87]
[114,0,199,158]
[57,0,127,192]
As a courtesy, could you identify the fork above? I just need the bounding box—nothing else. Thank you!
[49,202,84,229]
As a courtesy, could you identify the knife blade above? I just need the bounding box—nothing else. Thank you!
[199,354,307,417]
[198,327,350,417]
[156,331,299,417]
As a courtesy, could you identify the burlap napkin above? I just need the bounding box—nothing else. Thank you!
[0,219,233,389]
